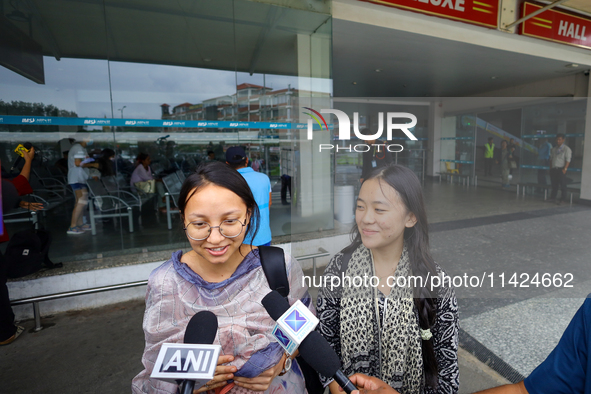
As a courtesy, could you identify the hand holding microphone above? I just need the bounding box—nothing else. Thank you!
[349,373,400,394]
[262,291,358,394]
[150,311,234,394]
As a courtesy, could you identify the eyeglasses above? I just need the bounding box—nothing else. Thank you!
[183,218,247,241]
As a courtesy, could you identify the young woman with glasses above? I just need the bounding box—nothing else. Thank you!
[133,161,312,394]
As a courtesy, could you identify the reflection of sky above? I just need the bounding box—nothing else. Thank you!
[1,57,331,120]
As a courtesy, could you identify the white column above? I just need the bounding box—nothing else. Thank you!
[295,33,332,218]
[580,78,591,201]
[427,101,443,177]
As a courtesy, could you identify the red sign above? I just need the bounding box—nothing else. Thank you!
[521,2,591,50]
[363,0,499,28]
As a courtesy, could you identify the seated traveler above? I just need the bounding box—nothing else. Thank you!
[130,153,166,212]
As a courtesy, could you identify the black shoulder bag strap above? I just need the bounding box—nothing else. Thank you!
[257,245,324,394]
[258,246,290,298]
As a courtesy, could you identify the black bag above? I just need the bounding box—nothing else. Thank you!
[5,228,62,278]
[258,246,325,394]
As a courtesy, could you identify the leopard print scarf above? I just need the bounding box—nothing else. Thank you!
[339,245,423,394]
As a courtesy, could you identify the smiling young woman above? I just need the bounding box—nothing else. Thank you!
[317,165,459,394]
[132,161,313,394]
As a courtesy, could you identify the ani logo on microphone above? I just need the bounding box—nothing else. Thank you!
[151,343,221,384]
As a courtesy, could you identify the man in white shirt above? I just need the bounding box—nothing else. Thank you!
[67,133,99,234]
[549,134,572,205]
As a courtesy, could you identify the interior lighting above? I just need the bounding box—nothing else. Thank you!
[565,63,579,68]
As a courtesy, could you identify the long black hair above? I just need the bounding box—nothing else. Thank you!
[344,164,439,388]
[177,161,260,247]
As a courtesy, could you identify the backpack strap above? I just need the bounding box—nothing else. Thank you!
[340,248,354,274]
[258,246,289,298]
[259,246,323,394]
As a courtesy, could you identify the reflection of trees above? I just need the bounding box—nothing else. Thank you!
[0,100,78,132]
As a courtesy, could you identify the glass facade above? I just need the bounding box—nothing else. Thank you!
[441,112,476,177]
[0,0,332,263]
[441,98,586,190]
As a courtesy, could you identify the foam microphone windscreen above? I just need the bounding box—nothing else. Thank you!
[298,331,342,377]
[261,290,291,321]
[184,311,218,344]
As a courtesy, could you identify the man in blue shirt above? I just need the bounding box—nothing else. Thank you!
[474,295,591,394]
[226,146,272,246]
[350,296,591,394]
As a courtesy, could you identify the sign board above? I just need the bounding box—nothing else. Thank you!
[521,2,590,50]
[363,0,500,28]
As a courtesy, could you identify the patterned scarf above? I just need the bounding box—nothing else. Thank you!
[339,245,423,394]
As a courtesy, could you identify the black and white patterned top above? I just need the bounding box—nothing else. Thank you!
[316,251,460,394]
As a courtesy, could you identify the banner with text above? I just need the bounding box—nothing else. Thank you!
[521,2,590,50]
[363,0,499,28]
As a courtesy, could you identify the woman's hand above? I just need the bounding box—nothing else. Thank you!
[232,353,287,391]
[194,354,237,393]
[19,201,44,211]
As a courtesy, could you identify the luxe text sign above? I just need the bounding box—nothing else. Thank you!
[362,0,500,28]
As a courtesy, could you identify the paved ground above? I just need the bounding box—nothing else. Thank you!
[0,299,508,394]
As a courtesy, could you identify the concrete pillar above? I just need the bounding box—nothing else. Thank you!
[427,101,443,177]
[580,80,591,201]
[295,32,332,219]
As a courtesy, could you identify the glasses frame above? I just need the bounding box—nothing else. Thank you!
[183,218,247,241]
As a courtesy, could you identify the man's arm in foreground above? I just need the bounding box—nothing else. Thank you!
[474,381,528,394]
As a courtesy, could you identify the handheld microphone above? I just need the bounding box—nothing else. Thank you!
[150,311,220,392]
[12,142,33,171]
[261,290,318,355]
[262,291,357,394]
[180,311,218,394]
[298,331,357,394]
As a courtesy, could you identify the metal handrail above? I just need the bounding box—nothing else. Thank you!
[10,248,331,332]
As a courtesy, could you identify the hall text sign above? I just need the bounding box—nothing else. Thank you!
[521,2,590,50]
[363,0,499,28]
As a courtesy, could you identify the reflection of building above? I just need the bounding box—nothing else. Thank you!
[161,83,329,131]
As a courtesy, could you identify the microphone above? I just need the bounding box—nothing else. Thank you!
[298,331,357,394]
[180,311,218,394]
[150,311,221,392]
[12,142,33,171]
[262,291,357,394]
[261,289,290,320]
[261,290,318,355]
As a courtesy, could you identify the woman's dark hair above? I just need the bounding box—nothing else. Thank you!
[136,153,149,163]
[102,148,115,158]
[344,164,439,388]
[177,161,260,247]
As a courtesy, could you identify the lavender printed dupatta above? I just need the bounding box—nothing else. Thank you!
[132,249,313,394]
